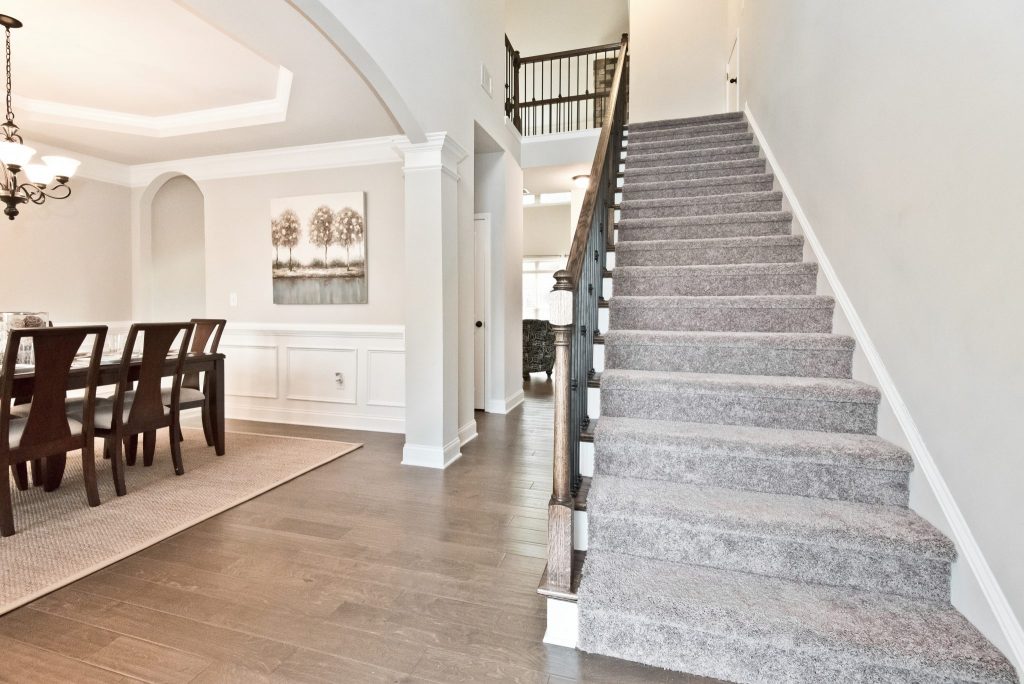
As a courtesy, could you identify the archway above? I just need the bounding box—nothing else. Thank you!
[147,175,206,320]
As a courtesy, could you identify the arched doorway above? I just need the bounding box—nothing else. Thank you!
[147,175,206,320]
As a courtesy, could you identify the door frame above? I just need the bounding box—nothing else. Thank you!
[726,30,740,112]
[473,213,493,411]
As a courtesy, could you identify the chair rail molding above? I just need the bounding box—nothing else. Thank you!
[745,103,1024,672]
[219,322,405,434]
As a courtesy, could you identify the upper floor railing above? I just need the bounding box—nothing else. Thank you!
[505,35,627,136]
[539,34,628,597]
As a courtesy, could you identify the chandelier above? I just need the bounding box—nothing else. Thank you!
[0,14,79,221]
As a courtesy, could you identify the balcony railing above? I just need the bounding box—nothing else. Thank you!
[505,36,626,136]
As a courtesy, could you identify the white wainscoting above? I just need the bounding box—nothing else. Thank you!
[219,323,405,433]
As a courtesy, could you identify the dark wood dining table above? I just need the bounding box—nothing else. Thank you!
[10,351,226,490]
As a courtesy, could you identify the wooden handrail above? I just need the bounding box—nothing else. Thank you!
[518,41,623,64]
[564,34,629,284]
[540,34,628,597]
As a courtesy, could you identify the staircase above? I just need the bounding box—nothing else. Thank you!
[574,111,1019,683]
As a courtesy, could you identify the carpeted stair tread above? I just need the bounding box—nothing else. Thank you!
[624,144,761,169]
[615,235,804,267]
[601,368,879,404]
[595,415,909,470]
[600,368,878,433]
[609,293,835,334]
[587,476,953,599]
[603,329,853,377]
[577,550,1019,684]
[613,262,818,297]
[623,158,768,182]
[623,173,775,200]
[628,131,754,154]
[629,112,745,131]
[626,120,749,143]
[617,211,793,241]
[621,191,783,220]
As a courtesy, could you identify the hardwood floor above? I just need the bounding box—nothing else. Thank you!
[0,378,712,683]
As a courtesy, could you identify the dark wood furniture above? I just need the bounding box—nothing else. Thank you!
[0,325,107,536]
[68,323,193,496]
[522,319,555,380]
[166,318,226,447]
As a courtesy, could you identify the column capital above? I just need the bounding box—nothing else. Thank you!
[397,132,468,180]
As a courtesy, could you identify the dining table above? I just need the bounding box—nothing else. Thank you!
[10,350,226,490]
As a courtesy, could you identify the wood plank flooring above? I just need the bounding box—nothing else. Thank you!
[0,379,714,683]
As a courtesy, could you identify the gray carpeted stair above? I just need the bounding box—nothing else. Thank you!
[594,417,912,505]
[577,111,1019,682]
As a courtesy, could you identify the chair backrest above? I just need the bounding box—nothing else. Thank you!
[111,322,193,432]
[0,326,106,459]
[182,319,226,391]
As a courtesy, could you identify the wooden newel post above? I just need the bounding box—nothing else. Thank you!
[512,51,523,132]
[547,270,574,591]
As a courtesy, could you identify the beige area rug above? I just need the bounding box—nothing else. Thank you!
[0,429,360,614]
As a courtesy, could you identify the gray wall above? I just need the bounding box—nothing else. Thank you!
[151,176,206,321]
[0,177,132,322]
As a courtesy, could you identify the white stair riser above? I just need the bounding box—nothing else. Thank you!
[588,387,601,418]
[593,344,605,373]
[574,509,588,551]
[599,308,609,332]
[580,441,595,477]
[543,598,579,648]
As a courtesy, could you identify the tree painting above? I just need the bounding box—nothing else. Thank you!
[272,208,301,268]
[270,192,367,305]
[308,204,336,263]
[334,207,364,271]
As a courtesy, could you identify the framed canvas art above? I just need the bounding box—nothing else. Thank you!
[271,192,367,305]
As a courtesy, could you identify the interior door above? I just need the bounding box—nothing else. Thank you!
[473,215,491,410]
[726,33,740,111]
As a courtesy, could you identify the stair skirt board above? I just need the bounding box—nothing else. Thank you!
[567,109,1020,683]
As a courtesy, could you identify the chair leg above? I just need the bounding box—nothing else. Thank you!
[30,458,43,485]
[142,430,156,467]
[201,402,214,447]
[108,437,127,497]
[169,422,185,476]
[12,462,28,491]
[125,434,138,467]
[0,465,14,536]
[81,440,100,507]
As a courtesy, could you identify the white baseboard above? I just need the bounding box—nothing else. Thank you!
[485,389,524,415]
[543,598,579,649]
[401,437,462,469]
[745,103,1024,672]
[458,420,478,446]
[573,509,588,551]
[226,403,404,434]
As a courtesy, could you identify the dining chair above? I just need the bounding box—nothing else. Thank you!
[0,325,107,536]
[69,322,193,496]
[163,318,225,448]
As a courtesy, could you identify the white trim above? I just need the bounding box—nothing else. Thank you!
[543,598,579,648]
[227,403,403,434]
[474,213,493,411]
[746,103,1024,671]
[129,135,406,187]
[397,132,468,181]
[573,509,588,552]
[365,349,407,408]
[458,420,478,446]
[485,389,524,415]
[402,437,462,469]
[17,67,293,139]
[283,345,359,405]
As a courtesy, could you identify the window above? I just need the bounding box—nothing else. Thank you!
[523,256,565,320]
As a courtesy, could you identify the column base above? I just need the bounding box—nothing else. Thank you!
[401,437,462,469]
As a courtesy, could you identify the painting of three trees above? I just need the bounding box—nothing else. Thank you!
[270,192,367,304]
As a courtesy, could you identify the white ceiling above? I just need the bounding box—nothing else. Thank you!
[3,0,401,164]
[524,162,593,195]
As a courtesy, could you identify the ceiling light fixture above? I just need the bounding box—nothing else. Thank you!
[572,174,590,189]
[0,15,79,221]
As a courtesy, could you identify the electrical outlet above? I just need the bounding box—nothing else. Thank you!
[334,372,344,388]
[229,292,238,307]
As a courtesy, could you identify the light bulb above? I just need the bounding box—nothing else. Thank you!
[41,155,80,179]
[572,174,590,189]
[23,163,56,186]
[0,141,35,167]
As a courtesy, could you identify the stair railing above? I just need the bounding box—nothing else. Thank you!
[542,34,628,595]
[504,36,625,136]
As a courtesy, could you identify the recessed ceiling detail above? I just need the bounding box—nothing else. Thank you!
[15,67,293,138]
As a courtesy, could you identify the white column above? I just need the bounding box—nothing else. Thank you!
[399,133,468,469]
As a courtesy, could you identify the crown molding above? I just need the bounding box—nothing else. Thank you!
[128,134,407,187]
[15,67,293,139]
[397,132,469,180]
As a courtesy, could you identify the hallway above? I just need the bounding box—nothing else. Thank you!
[0,380,709,683]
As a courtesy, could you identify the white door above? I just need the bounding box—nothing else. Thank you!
[726,33,740,111]
[473,215,491,410]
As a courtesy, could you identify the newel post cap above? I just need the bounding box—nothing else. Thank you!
[548,270,574,327]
